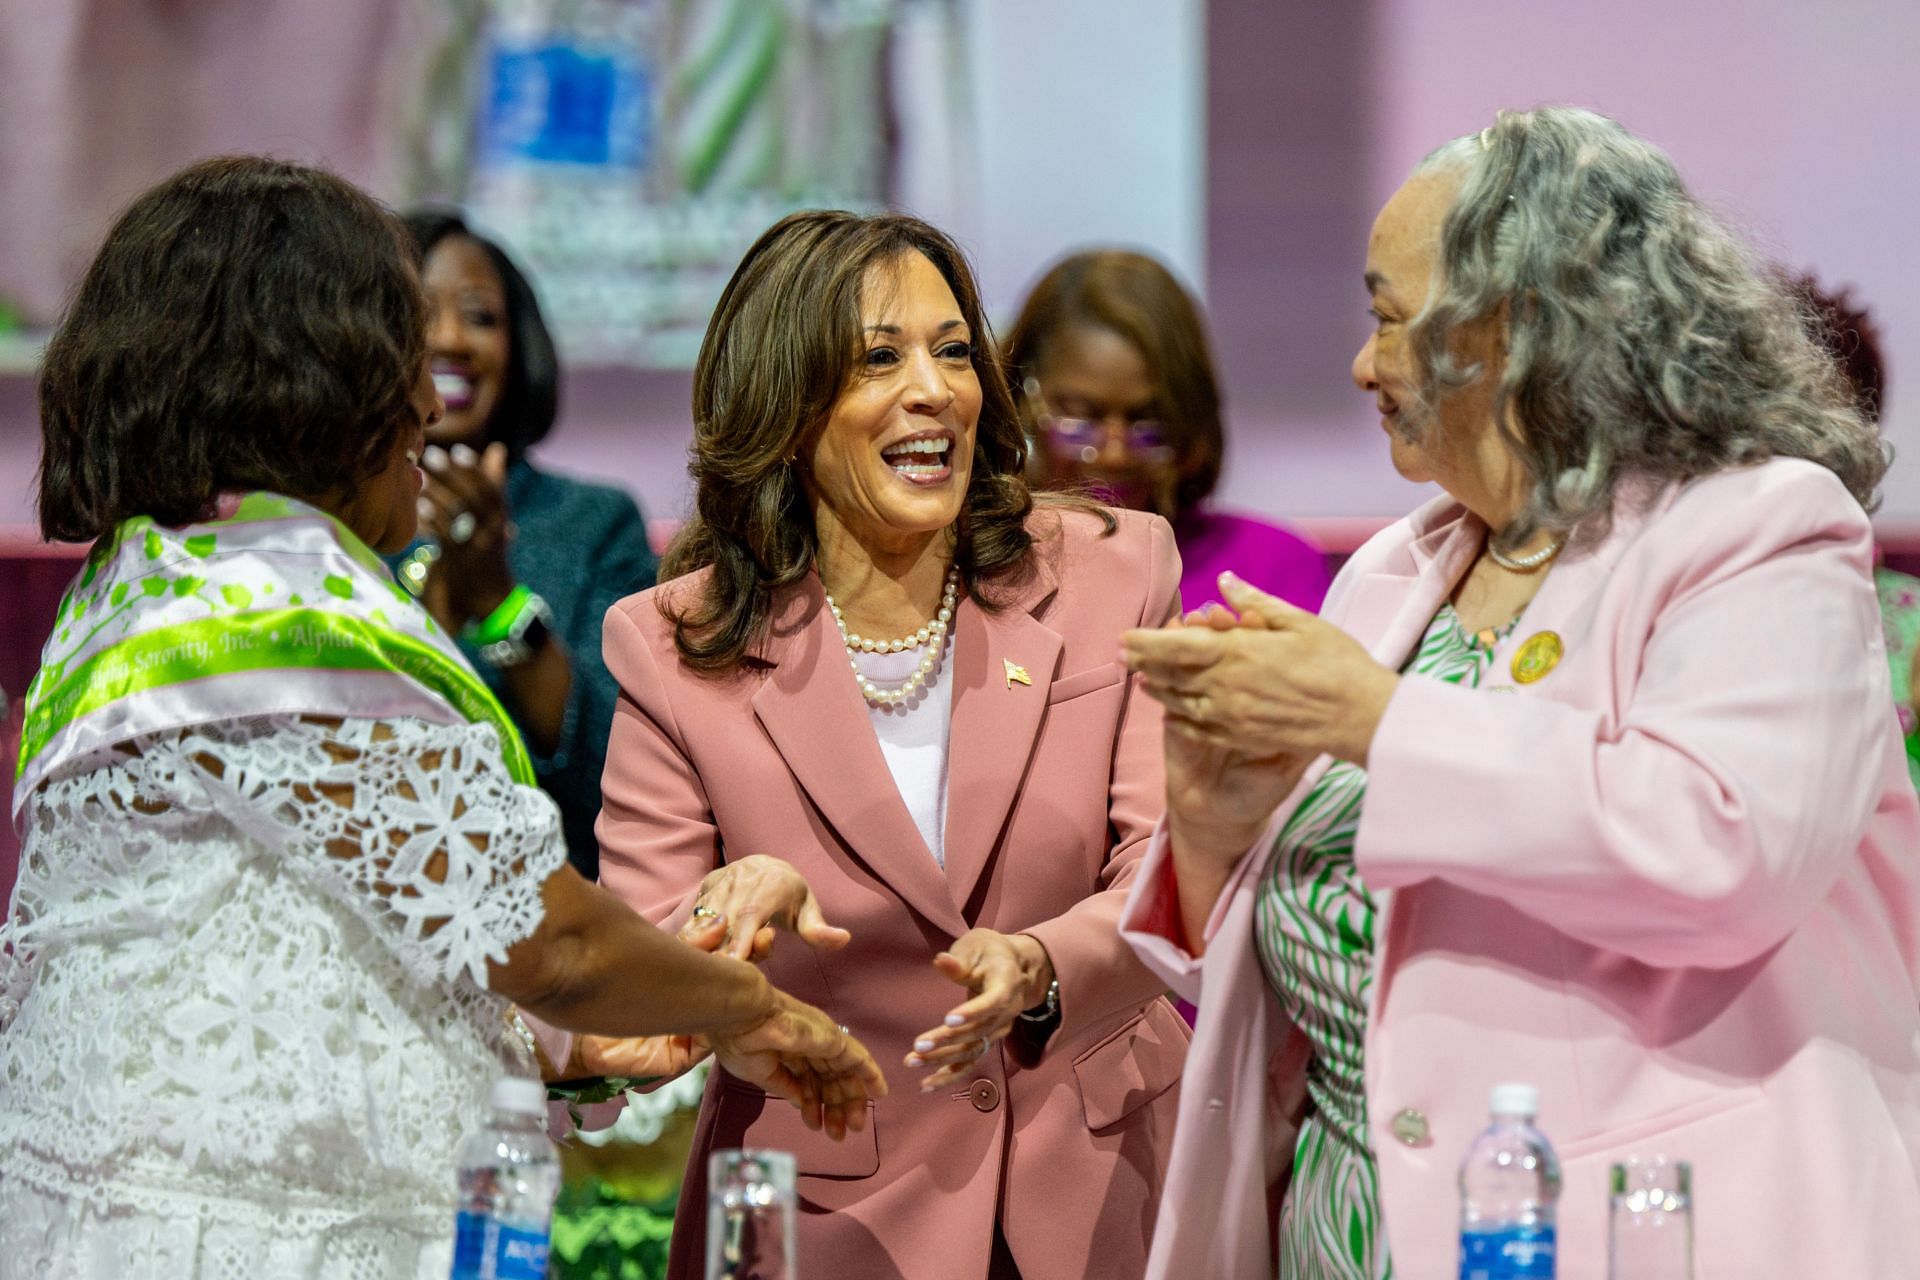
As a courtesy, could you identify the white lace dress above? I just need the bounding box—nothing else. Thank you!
[0,714,567,1279]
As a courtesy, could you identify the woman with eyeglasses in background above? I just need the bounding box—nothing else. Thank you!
[1004,250,1330,614]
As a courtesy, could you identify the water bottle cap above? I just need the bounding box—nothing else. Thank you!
[491,1076,548,1116]
[1489,1082,1538,1118]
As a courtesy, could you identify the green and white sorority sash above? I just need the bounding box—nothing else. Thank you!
[13,492,532,817]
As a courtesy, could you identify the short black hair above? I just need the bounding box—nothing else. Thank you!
[403,209,560,455]
[37,155,427,543]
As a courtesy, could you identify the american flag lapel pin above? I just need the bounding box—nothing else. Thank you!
[1003,659,1031,689]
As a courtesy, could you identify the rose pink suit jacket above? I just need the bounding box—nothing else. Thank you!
[1122,459,1920,1279]
[598,508,1191,1280]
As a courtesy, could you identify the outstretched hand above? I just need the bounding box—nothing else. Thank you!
[908,928,1052,1092]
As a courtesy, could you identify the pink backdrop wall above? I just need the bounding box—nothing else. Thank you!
[1203,0,1920,523]
[5,4,1917,531]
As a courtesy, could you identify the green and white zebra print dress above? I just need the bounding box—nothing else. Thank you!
[1256,602,1513,1280]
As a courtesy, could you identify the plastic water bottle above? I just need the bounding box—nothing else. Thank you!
[451,1077,561,1280]
[1459,1082,1562,1279]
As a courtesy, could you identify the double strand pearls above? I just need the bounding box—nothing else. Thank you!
[826,566,960,708]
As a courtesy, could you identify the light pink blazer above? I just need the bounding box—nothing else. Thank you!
[1122,459,1920,1279]
[599,507,1190,1280]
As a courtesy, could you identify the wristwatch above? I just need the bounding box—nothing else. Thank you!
[1016,978,1060,1024]
[467,585,554,669]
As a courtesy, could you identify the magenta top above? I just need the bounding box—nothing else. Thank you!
[1171,507,1330,615]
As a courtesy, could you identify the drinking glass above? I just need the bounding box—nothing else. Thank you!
[707,1148,797,1280]
[1608,1156,1692,1280]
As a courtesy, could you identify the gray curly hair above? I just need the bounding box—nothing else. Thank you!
[1406,105,1885,551]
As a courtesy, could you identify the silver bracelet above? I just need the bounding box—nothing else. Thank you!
[1016,978,1060,1023]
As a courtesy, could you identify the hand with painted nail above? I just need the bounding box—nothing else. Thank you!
[907,928,1052,1092]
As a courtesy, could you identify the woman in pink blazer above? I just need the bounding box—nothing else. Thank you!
[1121,106,1920,1278]
[597,210,1188,1279]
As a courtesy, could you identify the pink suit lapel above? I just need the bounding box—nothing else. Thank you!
[750,577,968,937]
[1353,497,1644,1035]
[1342,503,1488,669]
[1204,510,1486,946]
[941,564,1064,918]
[1331,503,1484,1034]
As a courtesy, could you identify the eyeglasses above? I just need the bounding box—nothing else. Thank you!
[1037,414,1173,462]
[1022,379,1174,464]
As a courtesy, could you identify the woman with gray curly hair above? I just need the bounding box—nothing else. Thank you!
[1116,106,1920,1278]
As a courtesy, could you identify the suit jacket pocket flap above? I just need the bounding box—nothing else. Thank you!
[1047,661,1127,705]
[1071,998,1189,1131]
[716,1075,880,1179]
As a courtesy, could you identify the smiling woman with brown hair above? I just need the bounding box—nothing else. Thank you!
[596,209,1190,1279]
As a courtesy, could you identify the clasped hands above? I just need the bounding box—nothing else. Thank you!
[1122,572,1400,865]
[561,906,886,1141]
[688,854,1055,1095]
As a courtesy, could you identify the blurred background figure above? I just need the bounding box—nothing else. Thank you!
[391,209,657,881]
[1796,275,1920,784]
[1005,250,1329,613]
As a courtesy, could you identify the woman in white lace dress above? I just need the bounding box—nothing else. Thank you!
[0,156,885,1279]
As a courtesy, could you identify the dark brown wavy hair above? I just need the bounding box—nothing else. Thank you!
[1003,249,1226,516]
[665,209,1093,671]
[37,156,427,542]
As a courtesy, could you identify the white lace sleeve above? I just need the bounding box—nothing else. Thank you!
[183,714,569,990]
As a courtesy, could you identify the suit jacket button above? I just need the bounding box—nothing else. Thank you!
[969,1079,1001,1112]
[1390,1108,1430,1147]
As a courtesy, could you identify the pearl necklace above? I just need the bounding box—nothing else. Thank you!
[1487,536,1563,572]
[825,567,960,707]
